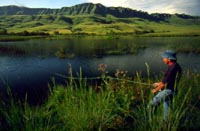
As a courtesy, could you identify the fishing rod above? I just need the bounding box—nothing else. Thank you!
[36,64,152,86]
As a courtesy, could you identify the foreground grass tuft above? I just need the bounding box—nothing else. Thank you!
[0,69,200,131]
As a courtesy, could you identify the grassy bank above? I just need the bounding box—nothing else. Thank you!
[0,35,48,42]
[0,66,200,131]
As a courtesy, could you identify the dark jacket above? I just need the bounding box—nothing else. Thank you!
[162,63,182,92]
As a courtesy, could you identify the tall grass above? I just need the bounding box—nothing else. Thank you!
[0,67,199,131]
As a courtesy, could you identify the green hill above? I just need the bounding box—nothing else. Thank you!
[0,3,200,36]
[0,3,158,20]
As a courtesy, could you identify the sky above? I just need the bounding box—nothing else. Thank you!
[0,0,199,16]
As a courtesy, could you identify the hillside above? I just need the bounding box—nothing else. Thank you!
[0,3,200,36]
[0,3,159,20]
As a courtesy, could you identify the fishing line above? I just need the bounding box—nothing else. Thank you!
[36,64,151,86]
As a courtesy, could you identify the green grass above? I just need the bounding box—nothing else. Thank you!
[0,14,200,36]
[0,66,200,131]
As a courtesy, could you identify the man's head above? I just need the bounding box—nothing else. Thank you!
[162,50,177,65]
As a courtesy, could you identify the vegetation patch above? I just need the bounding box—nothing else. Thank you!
[0,66,199,130]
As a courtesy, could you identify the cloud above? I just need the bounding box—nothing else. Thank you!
[170,0,200,15]
[86,0,200,16]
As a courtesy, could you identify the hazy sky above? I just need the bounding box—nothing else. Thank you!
[0,0,199,16]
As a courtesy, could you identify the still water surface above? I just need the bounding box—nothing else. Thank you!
[0,36,200,103]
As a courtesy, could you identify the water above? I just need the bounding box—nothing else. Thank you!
[0,48,199,89]
[0,36,200,104]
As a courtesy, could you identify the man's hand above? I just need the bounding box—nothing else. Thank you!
[151,82,165,94]
[153,82,160,88]
[152,88,157,94]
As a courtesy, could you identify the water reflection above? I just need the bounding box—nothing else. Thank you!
[0,48,199,90]
[1,36,199,58]
[0,36,200,104]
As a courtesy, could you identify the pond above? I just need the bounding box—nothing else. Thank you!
[0,36,200,104]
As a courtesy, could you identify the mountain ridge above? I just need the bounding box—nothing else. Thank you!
[0,3,199,21]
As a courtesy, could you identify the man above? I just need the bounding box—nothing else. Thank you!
[148,50,182,121]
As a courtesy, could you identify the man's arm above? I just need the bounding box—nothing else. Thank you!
[152,82,165,94]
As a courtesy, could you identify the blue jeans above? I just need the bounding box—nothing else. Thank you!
[148,89,173,121]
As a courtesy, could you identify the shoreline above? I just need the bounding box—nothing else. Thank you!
[1,33,200,42]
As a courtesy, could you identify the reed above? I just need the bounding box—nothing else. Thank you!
[0,67,199,131]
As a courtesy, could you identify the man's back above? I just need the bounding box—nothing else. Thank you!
[162,62,182,91]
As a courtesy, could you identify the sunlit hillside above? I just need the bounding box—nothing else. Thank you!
[0,3,200,36]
